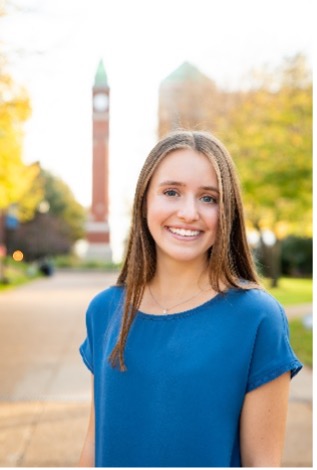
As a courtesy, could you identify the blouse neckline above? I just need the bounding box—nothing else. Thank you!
[137,290,230,320]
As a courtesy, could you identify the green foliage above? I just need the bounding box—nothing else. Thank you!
[10,170,87,260]
[263,277,312,306]
[281,236,312,276]
[289,318,312,367]
[0,75,43,218]
[0,258,40,291]
[0,25,44,281]
[41,170,86,241]
[222,54,312,238]
[53,254,121,271]
[1,7,43,219]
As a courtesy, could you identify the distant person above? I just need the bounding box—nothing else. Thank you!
[79,130,302,467]
[38,257,54,276]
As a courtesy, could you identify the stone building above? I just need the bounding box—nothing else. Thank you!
[158,61,234,138]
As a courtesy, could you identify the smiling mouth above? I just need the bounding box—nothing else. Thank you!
[167,227,201,237]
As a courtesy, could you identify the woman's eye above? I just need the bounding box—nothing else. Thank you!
[201,195,217,204]
[164,189,179,197]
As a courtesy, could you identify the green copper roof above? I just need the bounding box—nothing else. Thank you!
[162,61,205,83]
[94,60,108,86]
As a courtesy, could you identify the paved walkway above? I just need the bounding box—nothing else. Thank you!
[0,271,312,467]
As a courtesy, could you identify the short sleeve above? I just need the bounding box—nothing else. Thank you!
[79,286,123,375]
[246,295,302,392]
[80,338,94,373]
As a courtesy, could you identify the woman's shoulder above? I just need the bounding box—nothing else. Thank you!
[232,285,281,303]
[89,284,124,305]
[86,285,125,320]
[227,286,285,322]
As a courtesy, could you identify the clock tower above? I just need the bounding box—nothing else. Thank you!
[85,60,112,261]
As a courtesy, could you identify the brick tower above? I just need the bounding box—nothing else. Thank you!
[85,60,112,261]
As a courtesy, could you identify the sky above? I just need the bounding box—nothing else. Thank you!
[0,0,314,261]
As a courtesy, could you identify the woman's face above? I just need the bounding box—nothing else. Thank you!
[146,148,219,266]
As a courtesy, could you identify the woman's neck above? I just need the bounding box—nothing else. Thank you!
[140,257,216,315]
[152,258,210,295]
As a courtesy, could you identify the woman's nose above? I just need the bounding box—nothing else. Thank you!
[177,196,199,221]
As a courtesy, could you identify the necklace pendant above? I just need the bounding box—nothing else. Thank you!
[163,309,168,314]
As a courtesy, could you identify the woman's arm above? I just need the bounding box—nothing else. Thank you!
[240,371,291,467]
[79,375,95,467]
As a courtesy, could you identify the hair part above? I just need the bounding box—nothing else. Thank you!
[109,130,260,371]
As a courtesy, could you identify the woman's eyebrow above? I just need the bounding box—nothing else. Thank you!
[159,181,219,193]
[201,185,219,193]
[158,180,185,187]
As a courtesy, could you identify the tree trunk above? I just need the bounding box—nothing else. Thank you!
[269,239,282,288]
[255,226,281,288]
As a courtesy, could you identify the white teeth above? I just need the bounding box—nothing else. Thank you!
[169,227,200,237]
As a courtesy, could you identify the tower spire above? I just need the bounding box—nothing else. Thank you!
[94,60,108,87]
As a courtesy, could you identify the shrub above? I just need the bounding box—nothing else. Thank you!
[281,236,312,276]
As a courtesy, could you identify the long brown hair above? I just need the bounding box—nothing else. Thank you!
[109,130,260,370]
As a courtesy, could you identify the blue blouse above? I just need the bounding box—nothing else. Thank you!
[80,285,302,467]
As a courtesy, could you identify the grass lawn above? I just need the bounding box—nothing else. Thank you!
[261,277,312,367]
[289,318,312,368]
[0,261,39,292]
[262,277,312,306]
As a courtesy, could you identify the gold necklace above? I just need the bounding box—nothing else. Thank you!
[148,285,206,314]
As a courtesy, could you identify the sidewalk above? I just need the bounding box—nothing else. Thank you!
[0,277,312,467]
[285,302,312,319]
[283,366,312,467]
[0,369,312,467]
[282,303,313,467]
[0,362,312,466]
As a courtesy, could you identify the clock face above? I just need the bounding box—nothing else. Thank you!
[93,93,109,112]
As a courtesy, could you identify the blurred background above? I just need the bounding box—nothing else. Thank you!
[0,0,313,467]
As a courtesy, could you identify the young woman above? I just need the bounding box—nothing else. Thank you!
[79,130,302,467]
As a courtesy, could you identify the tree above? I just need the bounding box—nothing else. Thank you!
[0,75,43,215]
[11,169,86,260]
[0,2,44,279]
[41,169,86,242]
[222,54,312,285]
